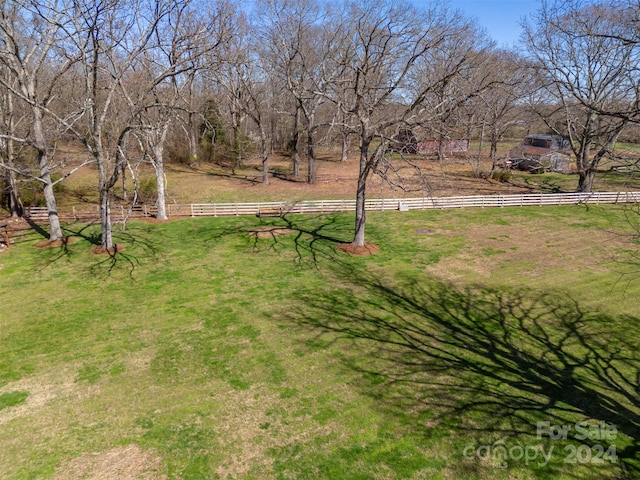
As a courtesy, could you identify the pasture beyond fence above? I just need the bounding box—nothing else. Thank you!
[27,191,640,223]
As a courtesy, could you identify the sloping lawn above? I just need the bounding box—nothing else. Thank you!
[0,205,638,479]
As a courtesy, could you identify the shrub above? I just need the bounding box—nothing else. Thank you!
[491,169,512,182]
[136,177,157,204]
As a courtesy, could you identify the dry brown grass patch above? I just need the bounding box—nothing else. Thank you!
[0,368,99,426]
[52,445,166,480]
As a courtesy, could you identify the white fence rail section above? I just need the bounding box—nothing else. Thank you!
[178,192,640,217]
[27,192,640,221]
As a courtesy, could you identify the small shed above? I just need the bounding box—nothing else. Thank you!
[508,134,572,173]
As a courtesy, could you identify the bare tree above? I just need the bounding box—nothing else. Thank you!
[480,51,530,166]
[524,0,639,192]
[460,49,530,175]
[415,19,495,167]
[328,0,473,247]
[0,67,23,217]
[215,17,250,173]
[134,0,234,220]
[255,0,340,184]
[240,68,273,185]
[55,0,229,247]
[217,13,273,184]
[60,0,160,250]
[0,0,80,240]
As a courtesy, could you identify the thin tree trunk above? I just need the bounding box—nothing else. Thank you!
[489,128,499,164]
[341,131,349,162]
[232,123,242,171]
[5,137,22,218]
[474,123,485,178]
[187,83,199,162]
[121,162,128,202]
[154,143,168,220]
[437,135,446,164]
[260,124,269,185]
[33,109,63,241]
[188,117,199,163]
[94,139,120,251]
[151,123,170,221]
[4,94,22,217]
[99,183,113,250]
[292,107,300,178]
[7,168,22,218]
[307,138,315,184]
[353,141,370,247]
[307,113,316,184]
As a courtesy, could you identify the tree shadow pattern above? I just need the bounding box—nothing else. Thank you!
[201,213,352,268]
[22,219,161,278]
[289,271,640,478]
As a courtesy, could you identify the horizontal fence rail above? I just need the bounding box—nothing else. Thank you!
[27,192,640,222]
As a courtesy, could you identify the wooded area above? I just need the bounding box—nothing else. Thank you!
[1,0,640,248]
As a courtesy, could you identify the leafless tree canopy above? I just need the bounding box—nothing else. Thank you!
[524,0,640,192]
[1,0,640,248]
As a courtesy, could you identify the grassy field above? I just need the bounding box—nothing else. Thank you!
[0,204,639,479]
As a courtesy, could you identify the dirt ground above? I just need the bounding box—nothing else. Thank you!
[158,151,531,204]
[45,145,534,207]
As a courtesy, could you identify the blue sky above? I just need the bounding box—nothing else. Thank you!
[444,0,540,48]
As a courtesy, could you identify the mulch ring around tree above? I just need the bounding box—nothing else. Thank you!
[90,244,126,255]
[337,243,379,256]
[247,226,296,239]
[35,237,78,248]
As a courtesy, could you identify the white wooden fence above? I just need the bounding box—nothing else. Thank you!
[27,192,640,221]
[175,192,640,217]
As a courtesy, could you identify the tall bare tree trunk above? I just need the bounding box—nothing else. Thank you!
[149,122,170,221]
[474,122,486,178]
[121,162,128,202]
[187,81,199,163]
[33,109,63,241]
[6,168,22,218]
[188,114,199,163]
[99,185,113,249]
[95,148,115,250]
[154,144,168,220]
[307,114,316,184]
[353,141,370,247]
[260,124,269,185]
[437,135,446,164]
[292,106,300,178]
[232,123,242,171]
[4,138,22,218]
[341,131,349,162]
[3,93,23,218]
[307,137,315,184]
[489,128,499,164]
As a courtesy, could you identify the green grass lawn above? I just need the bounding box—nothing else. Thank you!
[0,205,639,479]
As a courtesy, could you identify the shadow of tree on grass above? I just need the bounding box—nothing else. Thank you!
[289,272,640,478]
[23,220,161,278]
[201,213,352,267]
